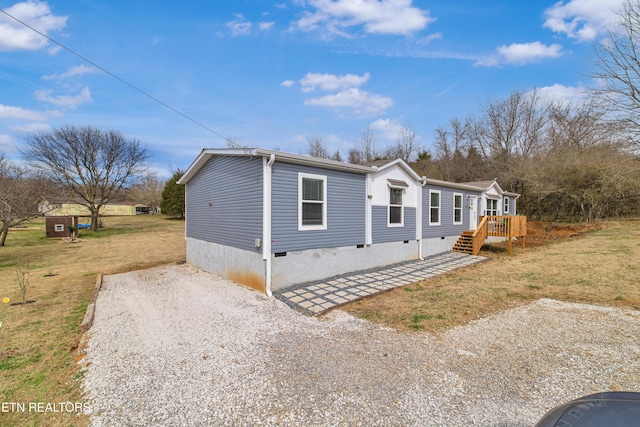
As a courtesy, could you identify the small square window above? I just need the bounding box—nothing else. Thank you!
[54,224,64,232]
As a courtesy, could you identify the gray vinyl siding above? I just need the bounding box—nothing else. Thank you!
[504,196,516,215]
[372,206,416,243]
[423,185,481,238]
[185,156,263,252]
[271,162,366,253]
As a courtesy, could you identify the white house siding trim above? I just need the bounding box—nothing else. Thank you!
[370,166,418,207]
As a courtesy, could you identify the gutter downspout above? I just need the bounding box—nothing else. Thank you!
[418,177,427,260]
[263,154,275,297]
[365,173,374,246]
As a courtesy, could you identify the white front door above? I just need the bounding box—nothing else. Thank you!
[468,195,478,230]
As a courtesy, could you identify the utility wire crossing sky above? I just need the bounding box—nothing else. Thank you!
[0,0,625,176]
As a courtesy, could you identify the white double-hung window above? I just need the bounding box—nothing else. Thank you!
[504,197,510,215]
[429,190,441,225]
[388,187,403,226]
[386,179,407,227]
[298,173,327,230]
[453,193,463,225]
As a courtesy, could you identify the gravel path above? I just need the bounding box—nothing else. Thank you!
[83,264,640,426]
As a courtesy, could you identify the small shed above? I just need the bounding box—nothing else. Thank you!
[45,216,74,238]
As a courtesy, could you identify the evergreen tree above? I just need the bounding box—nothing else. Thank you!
[160,170,185,219]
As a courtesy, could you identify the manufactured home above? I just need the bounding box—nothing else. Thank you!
[178,148,524,295]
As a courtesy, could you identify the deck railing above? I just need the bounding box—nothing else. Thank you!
[475,215,527,255]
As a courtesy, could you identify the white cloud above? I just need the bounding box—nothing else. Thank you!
[417,32,442,44]
[42,65,97,81]
[35,86,92,109]
[0,0,67,51]
[294,71,392,116]
[0,103,48,121]
[47,44,61,55]
[369,118,404,141]
[476,42,563,66]
[0,134,17,151]
[304,87,393,116]
[292,0,434,36]
[544,0,623,42]
[535,83,589,105]
[9,122,52,133]
[300,72,370,92]
[259,21,275,30]
[227,17,252,36]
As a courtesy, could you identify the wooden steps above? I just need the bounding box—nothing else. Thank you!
[452,231,474,255]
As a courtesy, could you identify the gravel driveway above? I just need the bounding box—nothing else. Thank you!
[84,263,640,426]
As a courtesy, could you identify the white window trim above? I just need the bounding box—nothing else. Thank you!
[388,186,404,227]
[429,189,441,226]
[298,172,327,231]
[54,224,64,232]
[504,197,510,215]
[453,193,463,225]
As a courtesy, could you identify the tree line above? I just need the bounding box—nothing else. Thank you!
[305,0,640,222]
[306,89,640,222]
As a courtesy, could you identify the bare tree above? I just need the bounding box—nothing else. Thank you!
[347,147,364,164]
[359,125,379,163]
[307,135,330,158]
[593,0,640,145]
[0,156,49,246]
[22,125,150,231]
[468,89,547,178]
[130,172,165,214]
[384,126,419,162]
[225,138,250,149]
[434,118,468,160]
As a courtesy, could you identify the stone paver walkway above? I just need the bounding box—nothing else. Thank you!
[273,251,487,316]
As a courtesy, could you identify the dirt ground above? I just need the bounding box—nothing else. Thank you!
[519,221,605,247]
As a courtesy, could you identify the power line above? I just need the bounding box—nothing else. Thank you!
[0,8,232,144]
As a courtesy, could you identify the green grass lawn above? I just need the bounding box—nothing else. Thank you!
[0,215,185,427]
[343,220,640,331]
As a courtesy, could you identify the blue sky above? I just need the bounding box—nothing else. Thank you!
[0,0,624,177]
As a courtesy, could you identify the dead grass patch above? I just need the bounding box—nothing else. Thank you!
[342,220,640,332]
[0,215,185,427]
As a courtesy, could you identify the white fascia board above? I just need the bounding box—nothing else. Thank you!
[255,149,373,174]
[178,148,373,184]
[374,158,422,181]
[424,178,486,192]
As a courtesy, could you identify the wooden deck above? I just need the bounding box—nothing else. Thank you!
[453,216,527,256]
